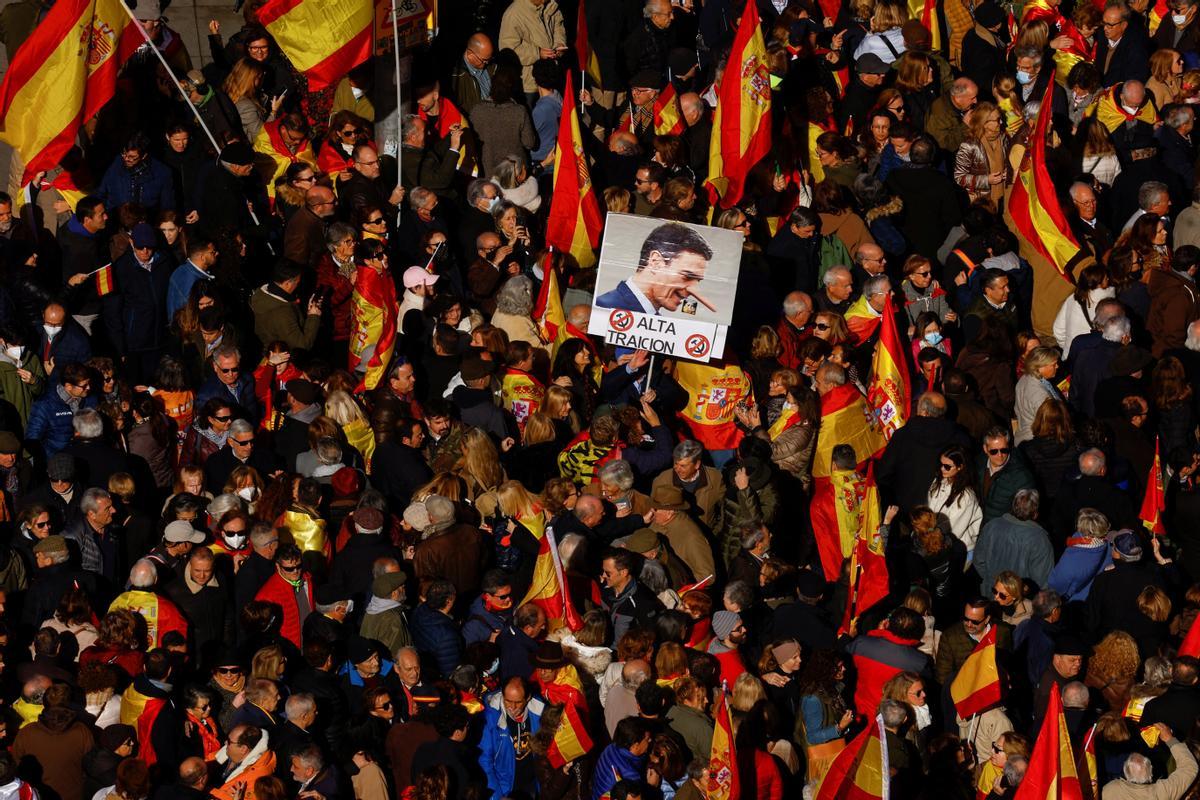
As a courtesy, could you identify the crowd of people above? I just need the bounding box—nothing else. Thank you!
[0,0,1199,797]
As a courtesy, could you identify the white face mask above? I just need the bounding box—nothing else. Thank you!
[5,346,23,361]
[344,599,355,615]
[43,324,62,337]
[1121,103,1140,115]
[237,486,259,501]
[350,86,365,99]
[1174,12,1189,24]
[487,196,501,212]
[223,533,247,549]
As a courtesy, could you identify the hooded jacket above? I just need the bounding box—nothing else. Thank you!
[478,690,545,800]
[211,729,278,800]
[249,284,320,352]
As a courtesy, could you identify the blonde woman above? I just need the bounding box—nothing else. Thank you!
[454,427,506,501]
[222,58,276,142]
[1014,346,1063,444]
[222,465,265,513]
[325,390,376,470]
[854,0,908,63]
[954,101,1010,205]
[1148,48,1184,109]
[991,570,1032,626]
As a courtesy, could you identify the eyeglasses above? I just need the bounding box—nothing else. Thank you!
[246,44,270,52]
[1102,19,1124,27]
[72,382,91,391]
[987,447,1012,455]
[992,743,1004,754]
[295,175,316,183]
[357,159,380,167]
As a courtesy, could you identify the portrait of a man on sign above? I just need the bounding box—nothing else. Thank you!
[595,221,717,317]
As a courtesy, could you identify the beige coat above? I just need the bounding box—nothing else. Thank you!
[652,510,717,582]
[498,0,567,93]
[1101,739,1197,800]
[652,466,725,535]
[491,310,550,353]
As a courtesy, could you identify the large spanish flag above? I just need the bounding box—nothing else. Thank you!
[908,0,942,50]
[1006,69,1083,338]
[1017,682,1083,800]
[707,688,740,800]
[0,0,138,185]
[839,467,888,636]
[843,296,881,344]
[348,265,399,391]
[673,358,750,451]
[950,626,1002,717]
[501,368,545,428]
[1139,437,1166,536]
[546,71,603,269]
[521,525,583,632]
[1089,85,1158,132]
[810,468,867,581]
[547,701,593,767]
[654,83,686,136]
[811,383,886,480]
[815,714,889,800]
[705,0,772,209]
[258,0,374,90]
[866,299,912,441]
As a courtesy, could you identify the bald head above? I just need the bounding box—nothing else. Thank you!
[622,658,651,687]
[916,392,947,418]
[567,304,590,329]
[574,495,603,526]
[305,186,335,218]
[467,33,493,58]
[179,757,207,789]
[680,92,704,125]
[608,131,639,155]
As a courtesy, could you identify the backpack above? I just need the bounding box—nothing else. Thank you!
[817,235,852,285]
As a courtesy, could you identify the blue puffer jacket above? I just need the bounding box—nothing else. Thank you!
[463,595,510,646]
[26,387,97,458]
[1047,538,1112,602]
[478,690,544,800]
[409,602,464,678]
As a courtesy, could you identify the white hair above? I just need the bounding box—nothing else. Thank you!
[73,409,104,440]
[1186,320,1200,352]
[1102,316,1131,343]
[129,558,158,589]
[1123,753,1153,784]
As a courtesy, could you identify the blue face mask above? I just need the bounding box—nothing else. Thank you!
[1016,70,1033,85]
[924,331,944,346]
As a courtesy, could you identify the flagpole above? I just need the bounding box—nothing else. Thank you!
[391,0,404,225]
[646,354,655,393]
[966,713,979,749]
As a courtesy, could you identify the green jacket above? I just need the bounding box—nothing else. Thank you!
[0,352,46,427]
[976,453,1036,524]
[249,285,319,352]
[359,604,412,656]
[935,620,1013,685]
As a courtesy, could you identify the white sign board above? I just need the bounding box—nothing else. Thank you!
[589,214,742,362]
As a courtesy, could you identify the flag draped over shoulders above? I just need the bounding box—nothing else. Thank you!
[812,383,885,480]
[673,358,750,451]
[349,266,399,391]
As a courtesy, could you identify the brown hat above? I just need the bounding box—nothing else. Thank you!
[650,484,689,511]
[372,571,407,597]
[33,535,67,556]
[533,640,567,669]
[0,430,20,454]
[623,528,661,554]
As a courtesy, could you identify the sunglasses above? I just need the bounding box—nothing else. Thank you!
[279,564,301,574]
[992,743,1004,754]
[912,270,931,278]
[963,615,986,625]
[492,592,512,600]
[987,447,1012,455]
[376,701,393,711]
[217,366,239,374]
[939,462,955,471]
[231,438,254,446]
[366,217,385,224]
[216,666,242,674]
[993,589,1010,600]
[814,322,831,331]
[33,520,50,529]
[212,414,233,422]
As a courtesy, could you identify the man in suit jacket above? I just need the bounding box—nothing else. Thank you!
[1096,3,1151,85]
[1067,182,1115,259]
[595,222,715,316]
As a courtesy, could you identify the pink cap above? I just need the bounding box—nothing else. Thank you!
[403,266,440,289]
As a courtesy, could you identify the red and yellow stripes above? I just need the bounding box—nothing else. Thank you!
[1020,683,1083,800]
[0,0,136,185]
[705,0,772,209]
[349,266,398,391]
[653,83,686,136]
[812,383,886,480]
[521,526,583,632]
[1139,437,1166,535]
[815,713,889,799]
[866,299,912,440]
[547,702,592,767]
[707,689,740,800]
[1009,70,1080,282]
[546,71,603,268]
[258,0,373,90]
[950,626,1002,717]
[576,0,603,90]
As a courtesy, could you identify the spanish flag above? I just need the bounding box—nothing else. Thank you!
[547,701,593,767]
[1006,69,1082,338]
[950,626,1002,717]
[907,0,942,50]
[806,122,826,183]
[1079,725,1099,800]
[1021,0,1093,80]
[654,83,686,136]
[501,368,545,428]
[576,0,603,89]
[707,688,740,800]
[93,263,115,297]
[1139,437,1166,536]
[810,467,868,581]
[1089,84,1158,132]
[258,0,374,90]
[815,714,889,800]
[348,265,399,391]
[867,298,912,441]
[546,71,603,269]
[534,254,567,345]
[844,295,882,344]
[839,467,888,636]
[811,383,886,480]
[281,506,329,558]
[705,0,772,209]
[1149,0,1169,35]
[0,0,138,185]
[673,358,750,451]
[521,525,583,631]
[1019,682,1083,800]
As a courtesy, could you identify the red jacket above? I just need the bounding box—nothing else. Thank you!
[254,571,313,647]
[315,253,356,342]
[711,647,747,688]
[776,317,812,371]
[845,628,932,716]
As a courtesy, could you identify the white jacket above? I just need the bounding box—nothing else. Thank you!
[927,480,984,551]
[1053,287,1116,359]
[853,28,906,63]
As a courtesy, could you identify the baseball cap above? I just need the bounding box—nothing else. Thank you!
[403,266,439,289]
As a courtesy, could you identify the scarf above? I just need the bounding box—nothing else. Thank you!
[365,595,403,615]
[57,383,81,412]
[1038,376,1064,402]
